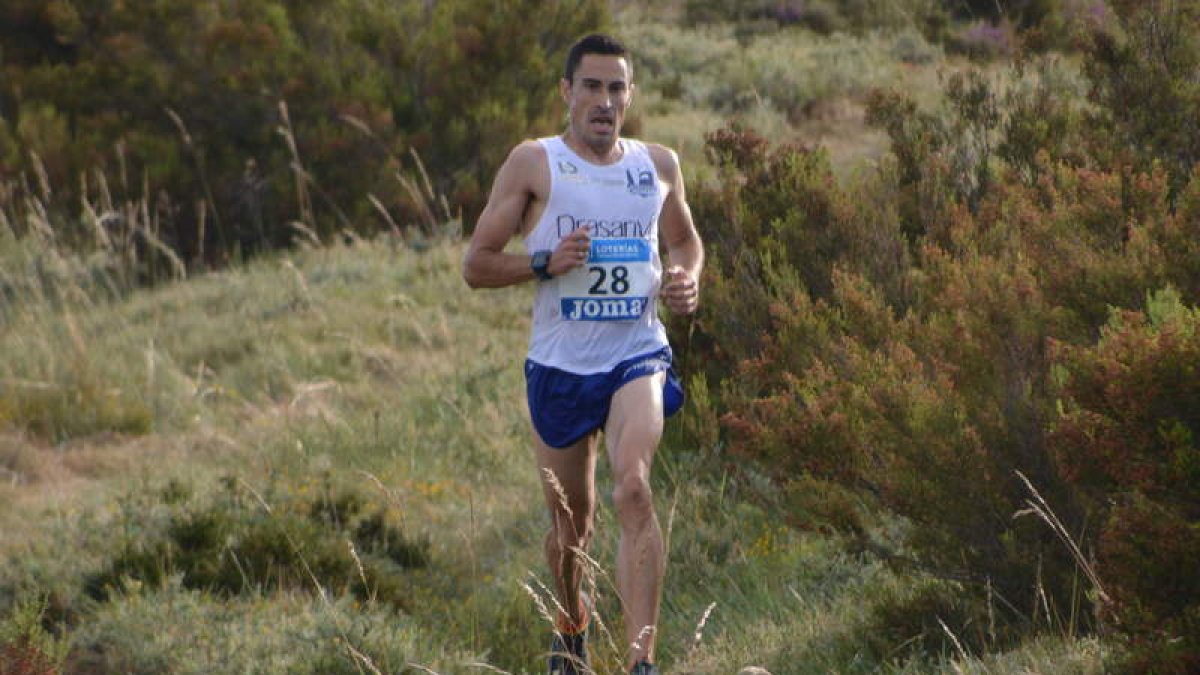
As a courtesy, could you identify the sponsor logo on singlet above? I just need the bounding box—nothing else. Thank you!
[555,214,650,239]
[556,159,590,184]
[626,168,657,197]
[559,238,654,322]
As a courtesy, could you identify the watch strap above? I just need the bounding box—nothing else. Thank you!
[531,250,553,280]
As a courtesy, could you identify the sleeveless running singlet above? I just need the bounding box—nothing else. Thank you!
[525,136,669,374]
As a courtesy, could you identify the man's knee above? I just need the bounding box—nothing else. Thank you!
[549,512,594,551]
[612,470,654,524]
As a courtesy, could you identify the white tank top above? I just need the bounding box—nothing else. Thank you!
[524,136,669,374]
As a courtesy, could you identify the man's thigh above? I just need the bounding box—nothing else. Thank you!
[534,429,599,515]
[604,371,666,473]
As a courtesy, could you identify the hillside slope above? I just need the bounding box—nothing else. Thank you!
[1,239,1109,673]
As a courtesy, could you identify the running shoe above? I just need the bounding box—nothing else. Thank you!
[629,659,659,675]
[548,629,588,675]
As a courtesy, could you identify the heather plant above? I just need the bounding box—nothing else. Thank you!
[710,248,1081,627]
[865,67,1004,242]
[1081,0,1200,200]
[0,597,68,675]
[1048,289,1200,672]
[988,160,1175,336]
[1151,168,1200,299]
[686,49,1196,647]
[996,55,1091,188]
[702,124,913,298]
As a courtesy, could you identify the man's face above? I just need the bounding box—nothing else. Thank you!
[560,54,633,153]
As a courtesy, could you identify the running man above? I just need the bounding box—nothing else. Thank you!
[462,33,703,675]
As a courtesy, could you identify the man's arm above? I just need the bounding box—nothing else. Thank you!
[462,141,541,289]
[652,145,703,315]
[463,141,590,288]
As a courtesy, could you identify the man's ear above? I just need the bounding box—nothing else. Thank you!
[559,78,571,106]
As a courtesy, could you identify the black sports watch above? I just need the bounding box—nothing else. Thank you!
[530,250,554,280]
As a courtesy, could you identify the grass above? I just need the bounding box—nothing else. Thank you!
[617,18,947,173]
[0,229,1115,672]
[0,235,538,670]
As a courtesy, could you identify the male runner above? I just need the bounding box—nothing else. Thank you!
[462,33,703,675]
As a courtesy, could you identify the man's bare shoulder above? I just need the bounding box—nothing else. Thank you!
[643,141,682,183]
[642,141,679,159]
[506,139,548,170]
[494,139,550,194]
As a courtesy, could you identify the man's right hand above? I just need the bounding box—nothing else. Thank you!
[549,226,592,277]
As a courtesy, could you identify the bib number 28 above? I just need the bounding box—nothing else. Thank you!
[559,238,653,322]
[587,265,630,295]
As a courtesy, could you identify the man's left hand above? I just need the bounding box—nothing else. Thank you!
[660,265,699,315]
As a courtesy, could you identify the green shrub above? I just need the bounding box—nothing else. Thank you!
[0,597,68,675]
[0,0,607,261]
[713,253,1080,620]
[863,577,998,658]
[85,478,429,610]
[684,0,951,37]
[835,0,948,36]
[996,56,1091,188]
[698,124,912,304]
[676,123,913,413]
[865,68,1002,241]
[1081,0,1200,200]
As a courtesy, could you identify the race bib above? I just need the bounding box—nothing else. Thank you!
[559,238,654,321]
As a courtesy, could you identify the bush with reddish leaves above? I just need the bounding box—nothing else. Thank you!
[1049,291,1200,672]
[0,642,57,675]
[679,38,1200,662]
[0,600,66,675]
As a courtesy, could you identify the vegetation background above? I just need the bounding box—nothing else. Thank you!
[2,0,1198,673]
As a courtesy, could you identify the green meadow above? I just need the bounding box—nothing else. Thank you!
[0,236,1108,673]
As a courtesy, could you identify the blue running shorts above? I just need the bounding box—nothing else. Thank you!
[525,346,685,449]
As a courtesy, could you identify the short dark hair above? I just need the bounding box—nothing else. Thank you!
[564,33,629,83]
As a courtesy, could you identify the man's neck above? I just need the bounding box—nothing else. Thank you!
[563,131,623,165]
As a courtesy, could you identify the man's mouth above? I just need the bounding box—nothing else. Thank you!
[589,114,614,132]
